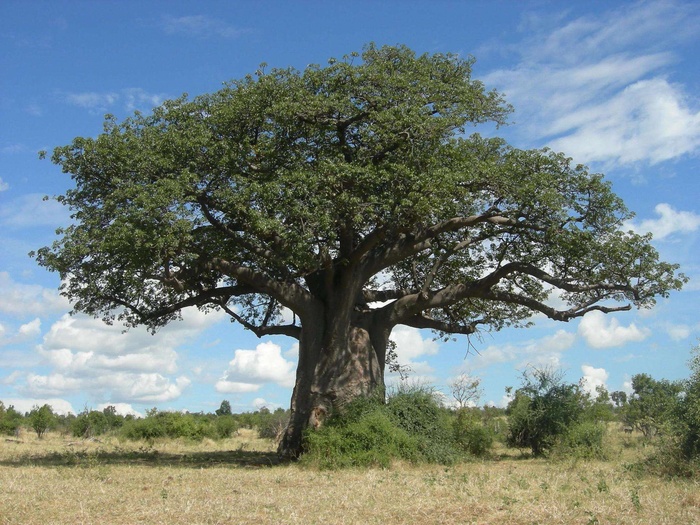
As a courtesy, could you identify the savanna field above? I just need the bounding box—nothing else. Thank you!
[1,426,699,525]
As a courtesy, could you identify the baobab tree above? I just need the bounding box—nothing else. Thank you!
[34,44,685,457]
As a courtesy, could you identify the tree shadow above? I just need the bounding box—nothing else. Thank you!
[0,447,285,469]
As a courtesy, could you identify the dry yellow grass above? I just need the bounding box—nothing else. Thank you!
[1,428,699,525]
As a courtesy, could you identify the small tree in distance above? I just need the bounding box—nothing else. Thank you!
[449,373,483,409]
[216,400,232,416]
[34,44,686,458]
[28,404,56,439]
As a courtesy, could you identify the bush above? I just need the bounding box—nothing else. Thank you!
[0,401,23,436]
[256,408,290,441]
[676,345,700,461]
[302,386,462,468]
[28,404,56,438]
[453,409,494,457]
[506,367,585,457]
[554,421,608,460]
[302,400,421,469]
[387,386,461,464]
[215,415,239,438]
[121,411,219,442]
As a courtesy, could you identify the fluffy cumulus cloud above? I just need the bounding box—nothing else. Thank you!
[578,311,650,348]
[19,308,224,404]
[624,203,700,240]
[387,326,441,379]
[580,365,609,397]
[473,329,576,370]
[96,402,143,418]
[18,318,41,338]
[2,397,76,415]
[484,1,700,167]
[216,341,296,393]
[666,323,692,341]
[0,272,68,316]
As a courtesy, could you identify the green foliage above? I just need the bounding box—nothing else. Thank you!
[255,408,290,440]
[215,400,232,416]
[506,368,586,457]
[453,408,494,457]
[676,344,700,461]
[302,407,420,469]
[645,344,700,477]
[582,386,616,424]
[622,373,682,438]
[302,387,462,468]
[214,415,239,438]
[32,43,686,459]
[0,401,23,436]
[554,421,608,460]
[71,406,125,438]
[28,404,56,439]
[121,411,222,442]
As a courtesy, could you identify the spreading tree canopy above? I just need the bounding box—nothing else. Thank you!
[34,44,685,457]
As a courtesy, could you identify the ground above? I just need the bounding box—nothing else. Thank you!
[1,429,699,524]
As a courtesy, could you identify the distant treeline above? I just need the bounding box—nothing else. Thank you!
[0,400,289,443]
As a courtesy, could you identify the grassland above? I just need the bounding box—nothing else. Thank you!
[1,428,699,525]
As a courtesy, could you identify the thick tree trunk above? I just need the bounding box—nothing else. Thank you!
[277,321,386,459]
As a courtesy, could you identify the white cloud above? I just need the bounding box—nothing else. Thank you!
[1,370,23,385]
[473,329,576,369]
[24,371,191,403]
[18,308,224,403]
[2,397,76,416]
[578,311,650,348]
[216,341,296,393]
[485,1,700,167]
[63,91,119,111]
[214,380,260,394]
[666,323,691,341]
[61,88,169,114]
[625,203,700,240]
[0,193,72,230]
[161,15,247,39]
[0,177,9,191]
[549,78,700,166]
[18,318,41,338]
[390,326,439,362]
[0,272,68,316]
[252,397,282,411]
[580,365,609,397]
[96,402,143,418]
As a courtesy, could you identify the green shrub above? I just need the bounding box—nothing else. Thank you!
[256,408,290,441]
[453,409,494,457]
[302,403,421,469]
[554,421,608,460]
[28,404,56,438]
[506,367,585,457]
[72,409,108,438]
[387,386,460,464]
[302,386,462,468]
[120,411,218,442]
[215,415,239,438]
[0,402,23,436]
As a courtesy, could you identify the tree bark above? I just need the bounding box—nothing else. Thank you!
[277,318,386,459]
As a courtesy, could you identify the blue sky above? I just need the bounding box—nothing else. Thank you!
[1,0,699,416]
